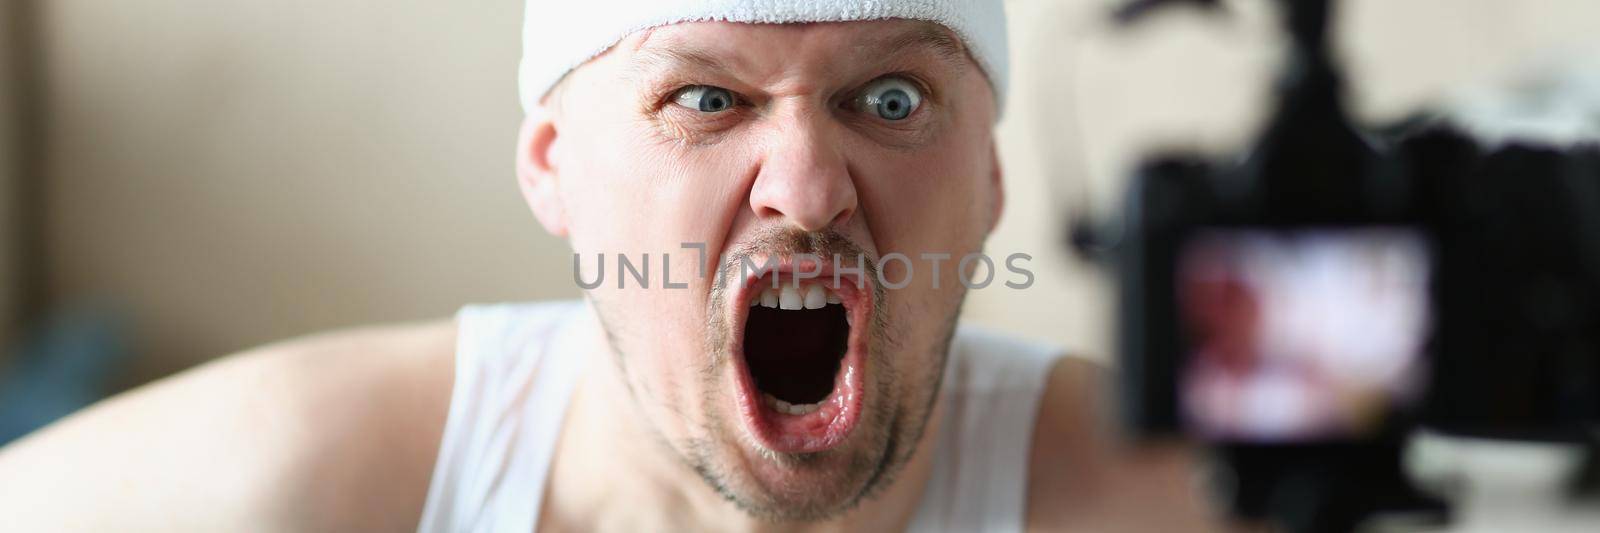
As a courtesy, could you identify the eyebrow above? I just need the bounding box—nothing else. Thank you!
[868,23,969,70]
[626,22,972,80]
[628,43,734,80]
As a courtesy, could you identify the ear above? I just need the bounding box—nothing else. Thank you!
[516,106,569,237]
[986,141,1006,234]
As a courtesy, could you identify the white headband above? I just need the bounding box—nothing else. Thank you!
[518,0,1010,114]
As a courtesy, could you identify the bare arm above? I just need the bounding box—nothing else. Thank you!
[0,320,456,532]
[1027,357,1222,532]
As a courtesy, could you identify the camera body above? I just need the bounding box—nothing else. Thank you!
[1113,79,1600,447]
[1088,0,1600,528]
[1416,133,1600,441]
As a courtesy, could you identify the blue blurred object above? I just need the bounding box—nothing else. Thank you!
[0,310,129,445]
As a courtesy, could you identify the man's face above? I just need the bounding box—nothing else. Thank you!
[539,20,1001,520]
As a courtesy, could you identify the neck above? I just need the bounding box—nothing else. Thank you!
[540,304,942,532]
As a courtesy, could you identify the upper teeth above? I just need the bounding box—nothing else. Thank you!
[751,282,844,310]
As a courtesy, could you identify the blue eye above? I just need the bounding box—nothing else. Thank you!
[859,78,922,121]
[673,85,736,113]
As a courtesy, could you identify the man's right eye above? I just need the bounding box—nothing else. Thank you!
[672,85,737,113]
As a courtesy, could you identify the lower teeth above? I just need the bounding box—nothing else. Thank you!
[763,393,821,415]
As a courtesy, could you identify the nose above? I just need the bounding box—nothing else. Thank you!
[748,111,857,232]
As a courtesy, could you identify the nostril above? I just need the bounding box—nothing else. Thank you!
[828,206,855,228]
[752,204,785,222]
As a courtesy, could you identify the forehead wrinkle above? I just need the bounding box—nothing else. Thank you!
[626,21,970,77]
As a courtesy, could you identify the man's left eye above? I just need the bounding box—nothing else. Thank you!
[672,85,737,113]
[857,77,922,121]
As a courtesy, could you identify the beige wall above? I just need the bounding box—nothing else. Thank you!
[0,0,22,348]
[43,1,555,382]
[36,0,1600,382]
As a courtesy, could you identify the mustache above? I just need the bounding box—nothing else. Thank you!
[713,227,878,290]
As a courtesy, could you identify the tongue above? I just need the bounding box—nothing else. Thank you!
[744,305,850,404]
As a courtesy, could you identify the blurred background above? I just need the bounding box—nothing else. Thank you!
[3,0,1600,443]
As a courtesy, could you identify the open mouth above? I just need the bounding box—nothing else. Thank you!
[729,258,870,454]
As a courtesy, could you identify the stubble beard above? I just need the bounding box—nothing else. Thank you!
[588,228,966,522]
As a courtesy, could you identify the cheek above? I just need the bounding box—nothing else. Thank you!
[557,117,757,398]
[854,137,995,348]
[562,118,754,255]
[559,142,700,267]
[856,140,995,258]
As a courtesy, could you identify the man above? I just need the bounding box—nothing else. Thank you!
[0,2,1208,531]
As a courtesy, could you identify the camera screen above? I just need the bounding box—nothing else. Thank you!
[1177,229,1432,442]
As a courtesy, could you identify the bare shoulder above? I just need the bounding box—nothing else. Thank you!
[1026,357,1219,532]
[0,318,458,532]
[1025,356,1110,530]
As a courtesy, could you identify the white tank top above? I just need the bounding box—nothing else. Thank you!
[418,301,1063,533]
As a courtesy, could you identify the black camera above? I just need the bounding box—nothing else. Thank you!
[1076,0,1600,530]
